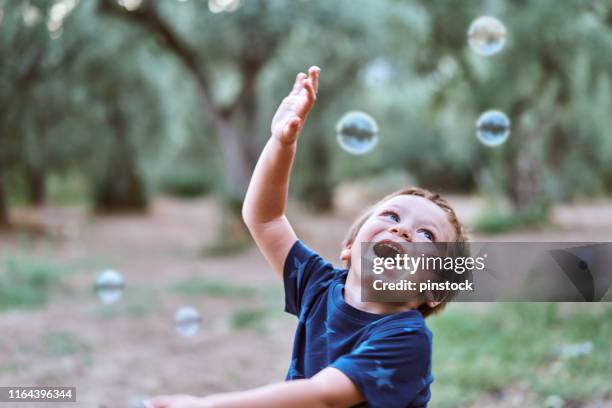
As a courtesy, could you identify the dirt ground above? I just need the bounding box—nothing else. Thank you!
[1,195,611,408]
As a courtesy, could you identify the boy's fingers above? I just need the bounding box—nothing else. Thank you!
[302,79,316,105]
[309,66,320,94]
[291,72,307,95]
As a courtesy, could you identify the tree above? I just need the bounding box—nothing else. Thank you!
[0,0,86,223]
[97,0,405,247]
[417,0,612,220]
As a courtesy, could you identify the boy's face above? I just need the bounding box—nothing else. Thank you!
[341,195,457,272]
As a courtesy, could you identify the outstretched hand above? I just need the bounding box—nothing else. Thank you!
[144,394,209,408]
[271,66,320,146]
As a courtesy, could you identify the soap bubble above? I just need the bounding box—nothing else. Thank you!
[476,110,510,147]
[336,111,379,155]
[95,269,124,304]
[544,395,565,408]
[128,395,151,408]
[553,341,593,359]
[467,16,507,56]
[175,306,201,337]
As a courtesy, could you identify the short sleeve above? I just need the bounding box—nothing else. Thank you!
[283,240,337,317]
[330,327,431,408]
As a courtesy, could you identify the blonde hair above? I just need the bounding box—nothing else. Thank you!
[342,186,468,318]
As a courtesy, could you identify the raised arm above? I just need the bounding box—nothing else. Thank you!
[241,66,320,278]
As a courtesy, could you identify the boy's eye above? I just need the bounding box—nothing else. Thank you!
[418,229,435,241]
[382,211,400,222]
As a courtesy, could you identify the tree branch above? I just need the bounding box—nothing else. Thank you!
[98,0,217,115]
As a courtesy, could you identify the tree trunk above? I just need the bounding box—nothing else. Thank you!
[205,115,253,253]
[25,166,46,207]
[0,170,9,227]
[94,104,148,213]
[302,133,333,211]
[211,115,251,201]
[509,128,547,220]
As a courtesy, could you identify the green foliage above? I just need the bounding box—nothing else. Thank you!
[94,286,161,319]
[2,0,612,221]
[159,166,214,198]
[0,256,66,310]
[173,278,257,298]
[47,172,91,206]
[429,303,612,407]
[157,132,220,198]
[474,199,550,233]
[230,307,271,331]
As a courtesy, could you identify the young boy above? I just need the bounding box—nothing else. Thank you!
[147,66,466,408]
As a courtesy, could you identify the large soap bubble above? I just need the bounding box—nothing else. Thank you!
[95,269,124,304]
[336,111,379,155]
[476,110,510,147]
[467,16,507,56]
[175,306,202,337]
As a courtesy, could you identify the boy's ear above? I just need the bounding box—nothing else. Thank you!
[340,242,352,261]
[427,301,441,308]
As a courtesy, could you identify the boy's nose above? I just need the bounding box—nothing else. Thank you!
[390,226,412,241]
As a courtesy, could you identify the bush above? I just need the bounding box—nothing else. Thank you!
[159,165,215,198]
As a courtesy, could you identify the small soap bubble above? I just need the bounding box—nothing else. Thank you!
[544,395,565,408]
[476,110,510,147]
[336,111,379,155]
[128,395,151,408]
[95,269,124,304]
[467,16,507,56]
[175,306,202,337]
[553,341,593,359]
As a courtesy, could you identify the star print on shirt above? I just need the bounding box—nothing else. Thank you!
[298,304,310,323]
[319,319,336,339]
[319,279,333,290]
[289,256,308,281]
[354,341,376,354]
[366,360,396,389]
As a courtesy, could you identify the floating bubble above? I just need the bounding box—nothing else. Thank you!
[95,269,124,304]
[336,111,379,155]
[128,395,151,408]
[175,306,201,337]
[476,110,510,147]
[544,395,565,408]
[467,16,507,56]
[552,341,593,359]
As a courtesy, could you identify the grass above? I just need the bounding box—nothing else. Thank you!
[173,277,257,298]
[173,278,283,333]
[95,286,161,319]
[230,307,273,331]
[473,201,550,234]
[0,256,67,310]
[428,303,612,407]
[43,331,92,357]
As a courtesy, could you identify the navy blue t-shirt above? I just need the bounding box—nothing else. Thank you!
[283,240,434,408]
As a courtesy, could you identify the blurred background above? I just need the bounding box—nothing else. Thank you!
[1,0,611,407]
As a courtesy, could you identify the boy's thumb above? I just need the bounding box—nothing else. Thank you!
[290,117,302,130]
[281,118,301,143]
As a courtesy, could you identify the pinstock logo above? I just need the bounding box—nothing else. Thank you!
[360,242,612,302]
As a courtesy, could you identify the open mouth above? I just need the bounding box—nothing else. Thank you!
[373,241,406,259]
